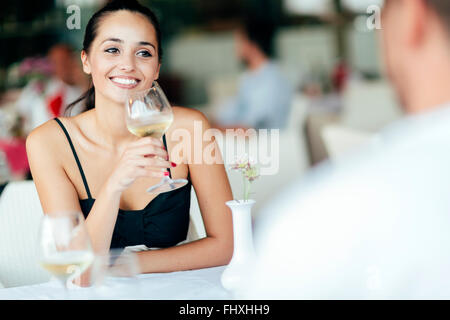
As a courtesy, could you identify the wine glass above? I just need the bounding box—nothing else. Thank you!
[125,81,188,194]
[91,249,142,299]
[38,211,94,292]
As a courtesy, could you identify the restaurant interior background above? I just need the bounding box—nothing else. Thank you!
[0,0,396,217]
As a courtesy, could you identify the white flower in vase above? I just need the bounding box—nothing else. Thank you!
[229,155,260,202]
[222,154,260,294]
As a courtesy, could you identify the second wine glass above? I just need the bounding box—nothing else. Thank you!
[38,211,94,291]
[125,81,188,194]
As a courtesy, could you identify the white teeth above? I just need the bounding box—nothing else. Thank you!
[111,77,138,85]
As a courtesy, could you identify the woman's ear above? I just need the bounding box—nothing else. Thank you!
[154,63,161,81]
[81,50,91,75]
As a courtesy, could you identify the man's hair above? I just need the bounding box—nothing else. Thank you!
[240,15,276,58]
[428,0,450,32]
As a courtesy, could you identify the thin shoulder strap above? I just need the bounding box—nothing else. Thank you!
[54,118,93,199]
[162,134,172,179]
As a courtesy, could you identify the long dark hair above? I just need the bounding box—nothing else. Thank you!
[66,0,163,115]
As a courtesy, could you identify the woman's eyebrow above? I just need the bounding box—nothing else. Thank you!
[102,37,123,44]
[138,41,156,50]
[101,38,155,50]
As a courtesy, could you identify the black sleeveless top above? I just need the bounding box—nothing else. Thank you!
[54,118,191,249]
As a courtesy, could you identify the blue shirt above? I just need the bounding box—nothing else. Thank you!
[217,62,293,129]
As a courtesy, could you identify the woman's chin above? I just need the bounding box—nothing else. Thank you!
[98,91,128,106]
[113,86,135,99]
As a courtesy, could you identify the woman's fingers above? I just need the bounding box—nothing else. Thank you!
[136,167,169,178]
[126,141,168,159]
[109,137,174,192]
[131,156,172,169]
[131,136,164,147]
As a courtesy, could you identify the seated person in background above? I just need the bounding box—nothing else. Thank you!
[16,44,89,135]
[26,0,233,274]
[244,0,450,299]
[213,16,293,131]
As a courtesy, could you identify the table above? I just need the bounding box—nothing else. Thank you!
[0,266,232,300]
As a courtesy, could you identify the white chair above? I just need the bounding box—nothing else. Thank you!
[0,150,11,185]
[0,181,50,288]
[321,124,374,161]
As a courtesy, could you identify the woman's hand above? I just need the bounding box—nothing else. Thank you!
[106,137,171,194]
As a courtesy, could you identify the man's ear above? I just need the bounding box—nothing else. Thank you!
[404,0,427,48]
[81,50,91,75]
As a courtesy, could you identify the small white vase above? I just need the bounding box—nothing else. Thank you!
[221,199,256,293]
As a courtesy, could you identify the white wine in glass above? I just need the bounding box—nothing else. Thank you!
[125,81,188,194]
[40,251,94,284]
[127,113,173,139]
[38,211,94,290]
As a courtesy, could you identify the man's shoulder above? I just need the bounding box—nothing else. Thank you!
[251,104,450,299]
[379,103,450,146]
[261,105,450,220]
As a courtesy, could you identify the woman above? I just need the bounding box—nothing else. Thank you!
[26,0,233,273]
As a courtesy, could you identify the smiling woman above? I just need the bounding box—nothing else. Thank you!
[66,1,162,112]
[25,0,233,275]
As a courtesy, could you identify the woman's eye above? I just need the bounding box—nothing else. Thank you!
[137,50,152,57]
[105,48,119,54]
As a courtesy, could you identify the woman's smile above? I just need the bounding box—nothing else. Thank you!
[81,10,161,104]
[109,75,141,89]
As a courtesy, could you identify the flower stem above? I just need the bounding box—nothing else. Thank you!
[243,176,250,201]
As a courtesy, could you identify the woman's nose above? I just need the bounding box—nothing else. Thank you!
[118,53,135,72]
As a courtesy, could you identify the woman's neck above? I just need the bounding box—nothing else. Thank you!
[92,92,136,151]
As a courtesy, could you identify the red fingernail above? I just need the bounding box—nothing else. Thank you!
[171,162,177,167]
[164,171,170,176]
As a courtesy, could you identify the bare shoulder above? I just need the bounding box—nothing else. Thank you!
[26,111,91,156]
[171,106,210,131]
[26,118,67,156]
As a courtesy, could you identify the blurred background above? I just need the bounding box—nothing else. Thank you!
[0,0,400,217]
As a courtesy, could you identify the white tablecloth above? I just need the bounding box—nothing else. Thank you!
[0,266,231,300]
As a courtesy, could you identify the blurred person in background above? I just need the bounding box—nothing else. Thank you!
[212,16,293,131]
[243,0,450,299]
[16,43,88,135]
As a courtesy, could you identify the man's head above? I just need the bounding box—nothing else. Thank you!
[47,44,77,85]
[235,17,276,67]
[381,0,450,113]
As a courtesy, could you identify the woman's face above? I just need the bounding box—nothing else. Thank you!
[81,10,161,105]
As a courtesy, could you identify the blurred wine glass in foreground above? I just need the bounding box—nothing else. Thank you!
[38,211,94,291]
[91,249,141,299]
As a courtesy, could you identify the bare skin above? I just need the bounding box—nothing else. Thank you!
[26,10,233,276]
[381,0,450,114]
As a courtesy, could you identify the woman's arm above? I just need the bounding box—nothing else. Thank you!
[137,109,234,273]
